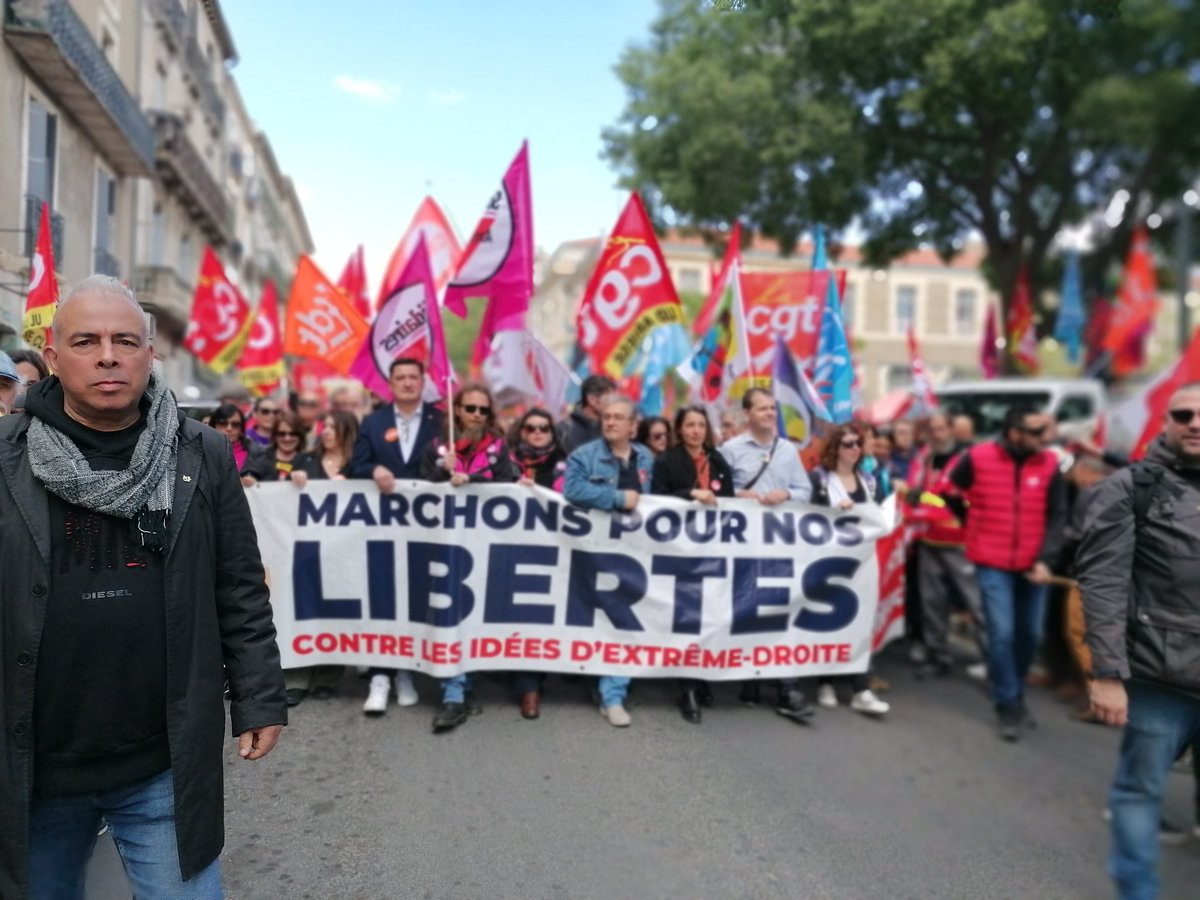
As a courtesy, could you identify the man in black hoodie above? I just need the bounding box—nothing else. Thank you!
[0,275,286,898]
[555,373,616,453]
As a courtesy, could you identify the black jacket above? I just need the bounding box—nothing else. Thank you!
[555,407,602,455]
[1077,437,1200,694]
[651,445,735,499]
[0,411,287,896]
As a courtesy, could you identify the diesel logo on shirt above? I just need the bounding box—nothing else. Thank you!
[80,589,134,600]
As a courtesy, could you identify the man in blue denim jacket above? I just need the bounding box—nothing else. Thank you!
[564,395,654,727]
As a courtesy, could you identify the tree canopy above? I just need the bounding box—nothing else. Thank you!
[603,0,1200,343]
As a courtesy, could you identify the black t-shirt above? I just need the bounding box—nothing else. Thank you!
[616,454,640,492]
[30,392,170,796]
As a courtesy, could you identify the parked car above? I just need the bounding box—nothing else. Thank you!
[936,378,1107,442]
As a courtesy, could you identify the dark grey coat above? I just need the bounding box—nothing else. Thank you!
[0,412,287,897]
[1076,437,1200,694]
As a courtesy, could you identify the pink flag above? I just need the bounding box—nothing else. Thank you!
[980,302,1000,379]
[352,236,453,400]
[377,197,462,310]
[444,142,534,348]
[336,245,372,322]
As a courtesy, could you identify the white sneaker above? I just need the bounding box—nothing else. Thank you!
[966,662,988,682]
[850,689,890,718]
[363,674,390,716]
[816,684,838,709]
[602,704,631,727]
[908,642,928,665]
[395,672,418,707]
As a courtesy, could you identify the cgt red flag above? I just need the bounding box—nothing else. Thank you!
[184,247,253,373]
[336,245,372,322]
[907,326,939,414]
[22,201,58,350]
[1006,266,1039,373]
[236,280,284,397]
[1105,226,1159,377]
[576,192,686,378]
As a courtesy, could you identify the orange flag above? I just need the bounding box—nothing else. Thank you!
[22,202,58,350]
[184,247,253,373]
[236,280,284,397]
[284,255,369,375]
[1104,226,1159,377]
[1006,266,1039,374]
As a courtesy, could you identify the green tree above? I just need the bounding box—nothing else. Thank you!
[603,0,1200,367]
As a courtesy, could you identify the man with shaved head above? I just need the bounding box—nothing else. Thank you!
[1078,382,1200,898]
[0,275,286,897]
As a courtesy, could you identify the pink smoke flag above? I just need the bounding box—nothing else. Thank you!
[444,142,534,351]
[352,236,454,400]
[980,303,1000,378]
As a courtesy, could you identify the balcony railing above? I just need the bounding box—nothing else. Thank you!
[184,34,224,129]
[149,111,232,247]
[93,247,119,277]
[133,264,193,333]
[23,196,64,263]
[148,0,185,53]
[4,0,155,176]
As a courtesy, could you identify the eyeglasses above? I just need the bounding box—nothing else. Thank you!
[523,423,552,434]
[275,431,300,438]
[840,439,863,449]
[602,414,631,423]
[461,404,491,415]
[297,399,321,408]
[1169,408,1200,425]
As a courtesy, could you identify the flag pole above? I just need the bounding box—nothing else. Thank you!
[446,373,456,446]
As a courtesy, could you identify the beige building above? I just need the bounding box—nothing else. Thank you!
[531,229,1182,404]
[1,0,312,396]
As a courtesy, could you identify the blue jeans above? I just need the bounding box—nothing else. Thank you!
[1109,681,1200,900]
[599,676,630,708]
[29,769,222,899]
[975,565,1047,708]
[441,674,473,704]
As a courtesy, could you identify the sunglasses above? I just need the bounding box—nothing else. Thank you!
[297,400,321,408]
[840,439,863,449]
[214,420,242,429]
[461,404,491,415]
[649,431,668,441]
[1169,408,1200,425]
[258,408,279,415]
[523,423,552,434]
[1020,425,1048,436]
[275,431,300,438]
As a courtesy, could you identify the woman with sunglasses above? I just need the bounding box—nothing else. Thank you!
[262,411,319,483]
[210,402,272,487]
[651,405,734,723]
[808,423,891,718]
[504,408,567,718]
[420,383,518,733]
[637,416,672,460]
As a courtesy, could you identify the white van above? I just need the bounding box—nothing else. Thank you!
[935,378,1107,442]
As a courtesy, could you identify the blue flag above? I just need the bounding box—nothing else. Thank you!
[811,224,828,271]
[812,270,855,423]
[1055,251,1084,364]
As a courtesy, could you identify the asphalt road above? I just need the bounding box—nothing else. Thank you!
[86,647,1200,899]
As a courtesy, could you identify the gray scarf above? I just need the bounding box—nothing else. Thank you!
[27,375,180,550]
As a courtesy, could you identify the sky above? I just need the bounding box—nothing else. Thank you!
[223,0,661,291]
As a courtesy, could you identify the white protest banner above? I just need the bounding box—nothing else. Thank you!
[247,482,896,680]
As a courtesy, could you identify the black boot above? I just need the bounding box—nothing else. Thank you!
[432,702,468,733]
[697,683,714,708]
[775,687,815,723]
[679,689,702,724]
[739,681,761,706]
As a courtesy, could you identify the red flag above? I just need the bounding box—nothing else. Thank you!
[739,269,845,373]
[22,202,58,350]
[283,256,370,375]
[1006,267,1039,373]
[1104,226,1159,377]
[290,358,337,396]
[1113,327,1200,459]
[695,221,741,336]
[377,197,462,309]
[576,192,686,378]
[980,302,1000,378]
[907,326,939,414]
[184,247,254,373]
[236,281,284,397]
[336,245,372,322]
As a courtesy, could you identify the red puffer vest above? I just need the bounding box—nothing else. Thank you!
[963,441,1058,571]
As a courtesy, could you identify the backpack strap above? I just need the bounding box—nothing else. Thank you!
[1129,462,1166,529]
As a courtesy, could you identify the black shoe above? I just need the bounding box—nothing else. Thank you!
[997,705,1021,742]
[775,689,815,723]
[679,690,702,724]
[1018,699,1038,730]
[915,660,953,681]
[1159,818,1188,846]
[285,688,308,707]
[739,682,761,707]
[464,692,483,717]
[432,702,469,732]
[697,683,714,708]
